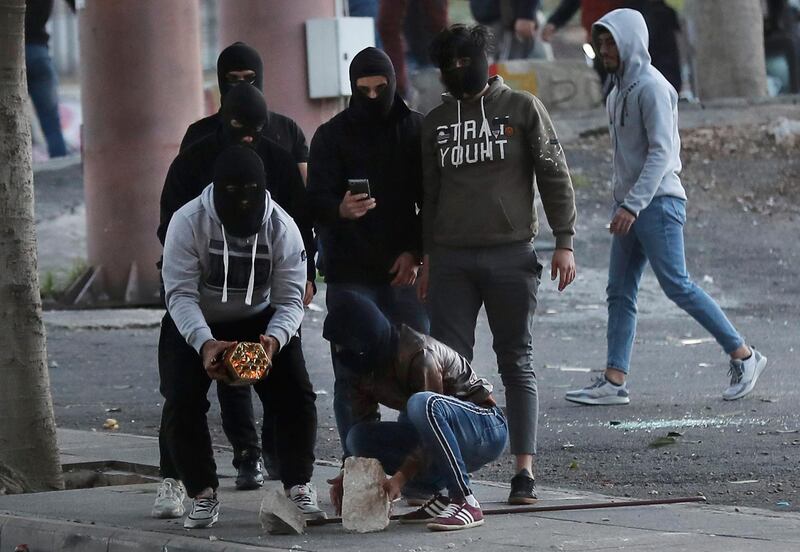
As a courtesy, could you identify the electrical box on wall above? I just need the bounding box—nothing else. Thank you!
[306,17,376,99]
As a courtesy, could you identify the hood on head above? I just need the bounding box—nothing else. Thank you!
[201,164,274,307]
[348,47,397,120]
[219,83,268,146]
[212,145,268,239]
[217,41,264,98]
[593,8,651,83]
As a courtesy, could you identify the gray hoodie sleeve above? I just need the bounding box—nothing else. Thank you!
[622,83,676,216]
[163,212,214,354]
[265,217,307,350]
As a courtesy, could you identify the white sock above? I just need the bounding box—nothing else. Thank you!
[465,494,480,508]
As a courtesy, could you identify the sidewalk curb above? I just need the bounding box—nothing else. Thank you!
[0,512,286,552]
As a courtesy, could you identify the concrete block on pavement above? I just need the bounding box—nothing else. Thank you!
[259,487,305,535]
[341,457,389,533]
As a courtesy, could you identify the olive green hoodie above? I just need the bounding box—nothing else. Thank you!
[422,76,576,251]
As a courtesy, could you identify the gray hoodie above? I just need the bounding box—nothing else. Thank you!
[594,8,686,216]
[162,184,307,353]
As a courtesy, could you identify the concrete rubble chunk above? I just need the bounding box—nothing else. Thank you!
[342,456,390,533]
[259,486,306,535]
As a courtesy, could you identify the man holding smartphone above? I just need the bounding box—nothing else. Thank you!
[307,48,429,472]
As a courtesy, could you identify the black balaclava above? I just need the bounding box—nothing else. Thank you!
[213,145,267,238]
[440,42,490,99]
[217,42,264,98]
[219,83,268,148]
[348,47,397,120]
[322,292,398,370]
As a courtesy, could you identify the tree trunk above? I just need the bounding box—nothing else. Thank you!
[686,0,768,100]
[0,0,64,492]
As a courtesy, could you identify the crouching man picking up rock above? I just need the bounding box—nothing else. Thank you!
[159,145,322,528]
[326,293,507,532]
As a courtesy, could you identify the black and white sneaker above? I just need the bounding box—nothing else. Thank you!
[508,469,538,505]
[183,494,219,529]
[399,494,451,524]
[287,483,326,520]
[235,450,265,490]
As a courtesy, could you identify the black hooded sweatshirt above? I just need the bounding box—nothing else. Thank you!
[159,132,316,283]
[307,47,423,285]
[179,42,309,161]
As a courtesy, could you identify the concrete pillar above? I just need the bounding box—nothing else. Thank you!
[220,0,341,139]
[79,0,203,304]
[686,0,768,100]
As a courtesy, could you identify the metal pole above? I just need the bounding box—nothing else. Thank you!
[219,0,341,140]
[79,0,203,304]
[306,496,708,526]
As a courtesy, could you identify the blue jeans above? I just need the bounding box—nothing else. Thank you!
[347,392,508,499]
[607,196,744,373]
[26,44,67,158]
[326,282,429,457]
[348,0,382,49]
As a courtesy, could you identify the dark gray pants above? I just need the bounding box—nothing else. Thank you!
[428,240,542,455]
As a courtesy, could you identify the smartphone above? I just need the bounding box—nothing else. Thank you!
[347,178,371,198]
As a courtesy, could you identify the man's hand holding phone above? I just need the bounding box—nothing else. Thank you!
[339,179,376,220]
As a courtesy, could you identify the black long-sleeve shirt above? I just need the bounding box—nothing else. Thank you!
[179,111,309,163]
[307,97,423,284]
[159,134,316,283]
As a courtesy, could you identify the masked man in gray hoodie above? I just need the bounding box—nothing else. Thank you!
[565,9,766,406]
[158,145,323,529]
[418,24,578,505]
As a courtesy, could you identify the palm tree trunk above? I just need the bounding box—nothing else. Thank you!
[0,0,64,492]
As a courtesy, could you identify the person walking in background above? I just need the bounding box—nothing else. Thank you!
[419,24,577,506]
[470,0,542,60]
[24,0,74,158]
[565,9,767,407]
[349,0,382,48]
[377,0,448,101]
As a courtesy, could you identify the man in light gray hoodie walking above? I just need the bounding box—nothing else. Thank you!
[157,146,323,529]
[565,9,767,406]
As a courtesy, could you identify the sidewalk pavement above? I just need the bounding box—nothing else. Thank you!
[1,430,798,551]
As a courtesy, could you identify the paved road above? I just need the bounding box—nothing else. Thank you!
[36,104,800,513]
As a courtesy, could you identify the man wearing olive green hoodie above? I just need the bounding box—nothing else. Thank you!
[417,24,577,505]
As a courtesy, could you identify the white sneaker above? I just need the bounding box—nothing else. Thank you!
[565,376,630,405]
[723,348,767,401]
[287,483,326,520]
[183,494,219,528]
[151,478,186,519]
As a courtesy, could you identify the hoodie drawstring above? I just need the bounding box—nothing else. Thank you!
[454,96,492,167]
[454,100,463,167]
[245,233,257,306]
[219,224,258,306]
[221,225,230,303]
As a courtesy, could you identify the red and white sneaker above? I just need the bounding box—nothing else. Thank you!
[399,494,451,524]
[427,501,484,531]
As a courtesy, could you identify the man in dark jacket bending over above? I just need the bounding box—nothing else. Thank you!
[325,293,507,531]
